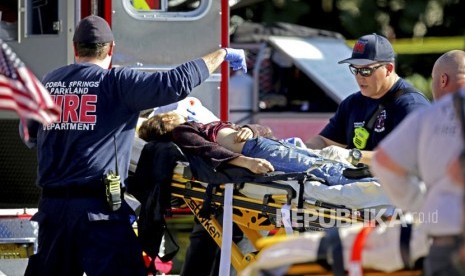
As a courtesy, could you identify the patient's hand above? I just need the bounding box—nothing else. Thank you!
[229,156,274,174]
[319,145,352,165]
[246,157,274,174]
[234,127,253,143]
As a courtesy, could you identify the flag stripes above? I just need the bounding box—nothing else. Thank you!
[0,39,60,140]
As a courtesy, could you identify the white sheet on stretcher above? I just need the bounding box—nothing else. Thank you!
[173,163,392,210]
[239,179,393,210]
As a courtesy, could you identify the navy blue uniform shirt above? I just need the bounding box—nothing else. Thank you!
[319,78,430,150]
[25,59,208,188]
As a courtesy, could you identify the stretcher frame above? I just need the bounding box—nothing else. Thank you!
[169,165,369,273]
[167,164,423,275]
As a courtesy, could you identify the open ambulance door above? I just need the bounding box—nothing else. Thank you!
[111,0,228,118]
[0,0,75,80]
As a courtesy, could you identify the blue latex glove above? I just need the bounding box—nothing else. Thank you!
[224,48,247,73]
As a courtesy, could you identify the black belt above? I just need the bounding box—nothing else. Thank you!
[42,184,106,199]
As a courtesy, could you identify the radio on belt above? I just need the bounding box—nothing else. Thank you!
[105,136,122,211]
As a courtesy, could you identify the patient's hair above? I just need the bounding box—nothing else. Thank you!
[138,111,179,142]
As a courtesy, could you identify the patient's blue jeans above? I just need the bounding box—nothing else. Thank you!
[241,137,375,186]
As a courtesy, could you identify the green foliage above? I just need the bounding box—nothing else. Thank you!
[337,0,379,36]
[232,0,465,39]
[405,73,433,101]
[231,0,465,88]
[335,0,464,39]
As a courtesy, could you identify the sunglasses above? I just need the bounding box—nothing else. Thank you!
[349,64,386,77]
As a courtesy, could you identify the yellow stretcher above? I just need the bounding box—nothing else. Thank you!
[131,139,424,275]
[167,162,425,275]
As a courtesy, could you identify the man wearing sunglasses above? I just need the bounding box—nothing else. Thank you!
[306,33,430,165]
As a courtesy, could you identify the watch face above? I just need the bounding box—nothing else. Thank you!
[351,149,362,160]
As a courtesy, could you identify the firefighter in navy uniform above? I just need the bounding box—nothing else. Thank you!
[305,33,430,165]
[19,15,247,276]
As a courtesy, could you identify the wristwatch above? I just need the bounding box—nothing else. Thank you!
[348,149,362,166]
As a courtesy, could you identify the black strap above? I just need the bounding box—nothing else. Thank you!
[399,223,413,269]
[328,227,345,276]
[315,227,344,275]
[365,104,385,130]
[144,219,180,274]
[158,224,180,263]
[315,233,333,271]
[342,163,372,179]
[297,175,306,209]
[198,184,215,219]
[293,175,308,232]
[365,87,423,131]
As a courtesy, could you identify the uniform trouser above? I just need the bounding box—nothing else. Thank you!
[424,236,463,276]
[242,137,376,186]
[24,197,147,276]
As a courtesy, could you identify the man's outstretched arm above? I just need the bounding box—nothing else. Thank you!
[202,48,247,75]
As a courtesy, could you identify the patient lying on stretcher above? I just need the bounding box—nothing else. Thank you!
[138,111,376,186]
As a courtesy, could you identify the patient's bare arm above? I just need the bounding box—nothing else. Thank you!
[228,156,274,174]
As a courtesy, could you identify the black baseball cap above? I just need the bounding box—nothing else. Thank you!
[73,15,114,43]
[338,33,395,66]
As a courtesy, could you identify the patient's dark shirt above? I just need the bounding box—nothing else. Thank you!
[171,121,273,169]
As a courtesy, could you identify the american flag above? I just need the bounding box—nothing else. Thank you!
[0,39,61,140]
